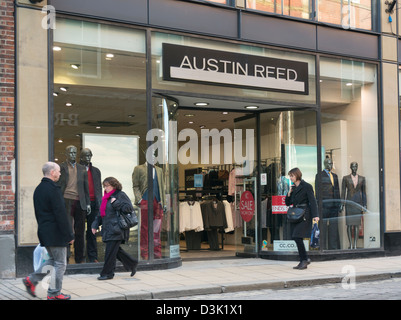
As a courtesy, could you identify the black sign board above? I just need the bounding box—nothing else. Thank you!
[162,43,309,95]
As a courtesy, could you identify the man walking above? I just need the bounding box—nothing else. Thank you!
[23,162,74,300]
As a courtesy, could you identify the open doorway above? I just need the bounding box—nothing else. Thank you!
[176,107,256,261]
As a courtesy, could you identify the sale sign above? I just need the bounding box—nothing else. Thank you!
[240,191,255,222]
[272,195,289,214]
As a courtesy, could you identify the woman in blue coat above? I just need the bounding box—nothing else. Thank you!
[92,177,138,280]
[285,168,319,270]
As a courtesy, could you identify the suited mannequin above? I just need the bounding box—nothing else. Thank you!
[315,158,341,250]
[80,148,102,262]
[341,162,367,249]
[58,145,90,263]
[132,161,165,260]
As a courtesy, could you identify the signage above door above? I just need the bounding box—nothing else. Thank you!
[162,43,309,95]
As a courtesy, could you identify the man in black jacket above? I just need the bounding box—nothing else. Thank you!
[23,162,74,300]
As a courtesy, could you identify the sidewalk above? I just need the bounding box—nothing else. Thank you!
[1,256,401,300]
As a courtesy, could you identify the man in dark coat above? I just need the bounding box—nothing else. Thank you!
[315,158,341,250]
[22,162,74,300]
[80,148,102,262]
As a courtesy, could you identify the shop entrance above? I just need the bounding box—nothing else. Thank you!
[176,107,257,260]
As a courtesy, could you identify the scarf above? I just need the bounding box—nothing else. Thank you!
[100,189,115,217]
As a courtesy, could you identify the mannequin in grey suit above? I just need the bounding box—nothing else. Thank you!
[58,145,90,263]
[341,162,367,249]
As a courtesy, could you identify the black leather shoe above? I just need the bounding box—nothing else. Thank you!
[97,275,113,280]
[298,260,308,270]
[130,261,138,277]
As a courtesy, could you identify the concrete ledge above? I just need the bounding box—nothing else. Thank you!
[75,292,126,300]
[150,285,222,299]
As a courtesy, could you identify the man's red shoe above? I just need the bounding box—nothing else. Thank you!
[47,293,71,300]
[22,277,36,297]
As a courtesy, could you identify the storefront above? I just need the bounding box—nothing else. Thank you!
[9,0,399,277]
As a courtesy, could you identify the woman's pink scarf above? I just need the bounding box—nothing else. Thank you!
[100,189,115,217]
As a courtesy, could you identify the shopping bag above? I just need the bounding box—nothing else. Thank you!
[33,244,50,271]
[310,222,320,249]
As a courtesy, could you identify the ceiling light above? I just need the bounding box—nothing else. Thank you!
[53,92,59,97]
[59,87,68,92]
[245,105,259,109]
[70,64,80,69]
[189,121,194,124]
[65,102,72,107]
[184,114,195,117]
[96,126,101,129]
[106,53,114,58]
[199,125,205,128]
[346,82,353,86]
[53,46,61,51]
[195,102,209,106]
[58,139,63,143]
[222,112,229,115]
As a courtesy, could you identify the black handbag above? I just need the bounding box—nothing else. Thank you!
[117,209,139,230]
[287,205,306,223]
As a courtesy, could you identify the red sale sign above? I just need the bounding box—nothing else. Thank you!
[272,195,289,214]
[240,191,255,222]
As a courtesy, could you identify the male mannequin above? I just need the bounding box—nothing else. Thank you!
[132,162,165,260]
[315,158,341,250]
[80,148,102,262]
[58,145,90,263]
[341,162,367,249]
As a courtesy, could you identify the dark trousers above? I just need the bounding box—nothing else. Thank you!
[86,200,98,262]
[101,240,138,277]
[293,237,307,262]
[65,198,86,263]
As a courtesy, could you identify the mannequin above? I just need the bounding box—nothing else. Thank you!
[315,158,341,250]
[341,162,367,249]
[132,161,165,260]
[58,145,90,263]
[80,148,102,262]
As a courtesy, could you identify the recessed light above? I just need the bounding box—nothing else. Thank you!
[245,105,259,109]
[96,126,101,129]
[346,82,353,86]
[65,102,72,107]
[53,46,61,51]
[199,125,205,128]
[58,139,63,143]
[60,87,68,92]
[128,114,135,118]
[195,102,209,106]
[106,53,114,58]
[189,121,194,124]
[53,92,59,97]
[184,114,195,117]
[70,64,80,69]
[222,112,229,115]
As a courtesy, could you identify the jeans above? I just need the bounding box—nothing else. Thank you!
[28,246,67,297]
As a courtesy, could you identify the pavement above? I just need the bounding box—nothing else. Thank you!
[1,255,401,300]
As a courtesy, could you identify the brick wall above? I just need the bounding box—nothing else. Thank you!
[0,0,15,233]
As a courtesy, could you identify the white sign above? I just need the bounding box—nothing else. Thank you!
[273,240,309,252]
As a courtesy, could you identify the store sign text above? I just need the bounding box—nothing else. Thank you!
[163,43,309,95]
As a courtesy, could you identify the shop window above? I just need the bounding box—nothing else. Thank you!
[53,19,148,264]
[246,0,312,19]
[319,57,380,250]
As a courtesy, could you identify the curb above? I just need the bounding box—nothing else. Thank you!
[74,271,401,300]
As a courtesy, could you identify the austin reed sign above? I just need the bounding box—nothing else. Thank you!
[163,43,309,95]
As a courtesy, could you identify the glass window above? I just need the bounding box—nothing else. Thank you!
[319,57,380,250]
[246,0,312,19]
[260,110,318,253]
[317,0,373,30]
[53,19,146,263]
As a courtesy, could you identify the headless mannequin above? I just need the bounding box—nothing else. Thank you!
[342,162,366,249]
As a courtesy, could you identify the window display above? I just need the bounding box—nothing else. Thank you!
[320,57,380,250]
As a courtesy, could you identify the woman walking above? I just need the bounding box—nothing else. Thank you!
[92,177,138,280]
[285,168,319,270]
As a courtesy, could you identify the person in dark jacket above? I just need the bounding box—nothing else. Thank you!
[91,177,138,280]
[22,162,74,300]
[285,168,319,270]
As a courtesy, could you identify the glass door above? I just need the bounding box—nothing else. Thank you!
[259,110,318,255]
[232,115,258,255]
